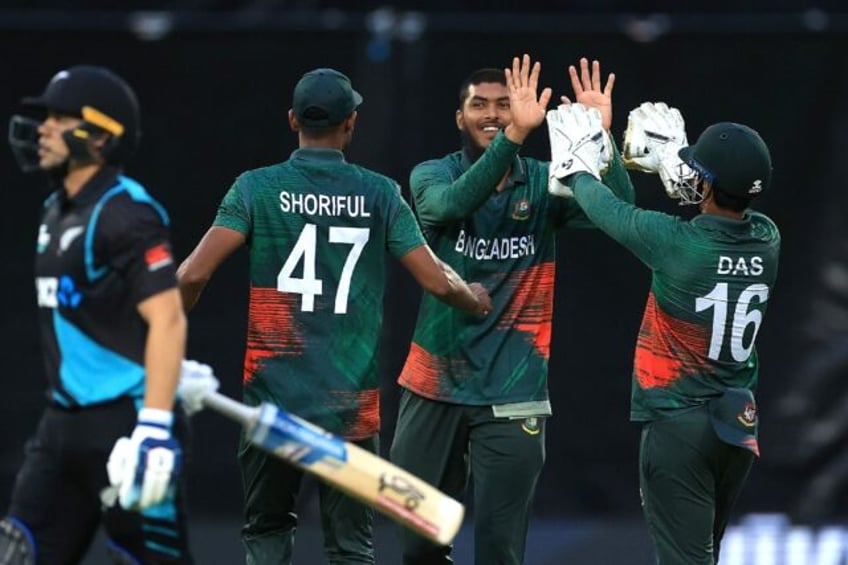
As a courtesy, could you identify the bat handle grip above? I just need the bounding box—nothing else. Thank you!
[202,391,260,428]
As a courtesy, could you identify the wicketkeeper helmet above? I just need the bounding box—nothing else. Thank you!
[678,122,772,199]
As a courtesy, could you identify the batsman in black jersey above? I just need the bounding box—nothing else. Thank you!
[2,66,191,563]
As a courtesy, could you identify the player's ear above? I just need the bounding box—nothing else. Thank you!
[343,111,357,133]
[288,109,299,132]
[76,130,110,164]
[87,131,110,156]
[455,109,464,131]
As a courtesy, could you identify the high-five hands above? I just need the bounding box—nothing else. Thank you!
[622,102,695,199]
[503,54,553,144]
[547,104,610,197]
[564,58,615,131]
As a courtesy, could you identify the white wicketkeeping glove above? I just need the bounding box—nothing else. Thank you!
[177,359,219,416]
[107,408,182,511]
[547,103,610,197]
[622,101,695,199]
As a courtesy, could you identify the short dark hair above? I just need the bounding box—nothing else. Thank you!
[712,184,751,212]
[458,68,506,106]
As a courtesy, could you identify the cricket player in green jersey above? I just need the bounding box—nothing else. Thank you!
[390,56,635,564]
[547,101,779,564]
[177,68,491,565]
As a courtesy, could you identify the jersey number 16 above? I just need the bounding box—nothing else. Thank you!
[695,282,770,362]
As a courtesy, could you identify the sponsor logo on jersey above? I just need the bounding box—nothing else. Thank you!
[37,224,50,254]
[521,417,541,435]
[144,243,173,271]
[59,226,84,253]
[737,403,757,427]
[455,229,536,261]
[57,275,82,308]
[511,197,531,220]
[36,277,58,308]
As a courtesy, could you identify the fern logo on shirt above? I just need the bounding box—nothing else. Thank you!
[36,224,50,254]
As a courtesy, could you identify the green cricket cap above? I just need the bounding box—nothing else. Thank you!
[292,68,363,128]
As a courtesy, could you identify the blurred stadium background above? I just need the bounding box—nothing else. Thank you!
[2,1,847,563]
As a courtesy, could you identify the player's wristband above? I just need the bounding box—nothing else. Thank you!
[138,407,174,430]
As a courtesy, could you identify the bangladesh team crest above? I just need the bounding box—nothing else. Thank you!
[737,403,757,428]
[521,417,541,435]
[511,197,531,220]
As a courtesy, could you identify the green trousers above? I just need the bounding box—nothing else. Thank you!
[639,406,755,565]
[239,435,378,564]
[390,389,546,565]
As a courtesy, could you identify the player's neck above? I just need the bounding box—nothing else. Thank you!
[298,131,348,151]
[700,199,744,220]
[64,162,102,198]
[299,140,345,150]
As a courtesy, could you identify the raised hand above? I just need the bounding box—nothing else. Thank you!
[563,58,615,131]
[547,103,609,197]
[504,54,553,144]
[622,101,695,199]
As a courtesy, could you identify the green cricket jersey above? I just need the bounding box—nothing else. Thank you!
[397,131,635,407]
[214,148,425,439]
[571,173,781,421]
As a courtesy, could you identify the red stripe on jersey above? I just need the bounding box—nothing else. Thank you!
[327,388,380,440]
[243,286,304,385]
[634,293,709,389]
[399,342,468,398]
[498,261,555,359]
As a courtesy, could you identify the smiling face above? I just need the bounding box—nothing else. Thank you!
[456,82,511,156]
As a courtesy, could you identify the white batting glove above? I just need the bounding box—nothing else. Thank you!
[177,359,219,416]
[547,103,609,197]
[622,102,695,198]
[106,408,182,511]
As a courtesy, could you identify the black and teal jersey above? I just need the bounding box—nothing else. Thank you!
[398,131,635,406]
[213,147,425,439]
[571,172,781,421]
[34,166,178,407]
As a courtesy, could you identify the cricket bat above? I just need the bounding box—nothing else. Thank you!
[201,391,465,546]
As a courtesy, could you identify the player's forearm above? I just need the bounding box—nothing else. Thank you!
[572,172,662,265]
[176,226,245,312]
[600,138,636,204]
[414,132,520,224]
[142,298,187,411]
[177,255,212,312]
[177,276,207,312]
